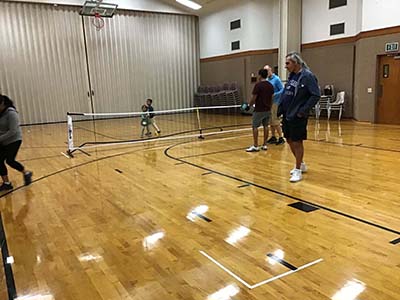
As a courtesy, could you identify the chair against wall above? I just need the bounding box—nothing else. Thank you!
[315,96,332,118]
[328,91,345,120]
[323,85,335,97]
[315,84,335,119]
[194,82,240,107]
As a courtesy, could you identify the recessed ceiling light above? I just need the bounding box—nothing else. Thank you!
[176,0,202,10]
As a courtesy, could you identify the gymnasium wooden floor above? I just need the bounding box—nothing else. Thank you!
[0,117,399,300]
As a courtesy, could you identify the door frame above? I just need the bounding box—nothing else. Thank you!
[375,53,400,123]
[375,54,384,124]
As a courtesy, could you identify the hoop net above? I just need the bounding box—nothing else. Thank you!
[92,12,105,31]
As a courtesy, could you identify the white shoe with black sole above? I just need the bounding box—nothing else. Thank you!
[246,145,260,152]
[290,162,307,175]
[290,169,302,182]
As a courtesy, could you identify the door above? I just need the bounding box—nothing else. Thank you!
[377,55,400,124]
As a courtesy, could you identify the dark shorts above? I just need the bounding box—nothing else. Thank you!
[282,117,308,141]
[252,111,271,128]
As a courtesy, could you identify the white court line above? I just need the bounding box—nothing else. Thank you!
[250,258,323,289]
[199,251,252,289]
[60,152,70,159]
[199,250,323,290]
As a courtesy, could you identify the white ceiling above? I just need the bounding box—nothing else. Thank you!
[161,0,236,16]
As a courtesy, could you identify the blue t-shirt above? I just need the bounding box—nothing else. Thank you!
[280,72,302,114]
[267,74,284,104]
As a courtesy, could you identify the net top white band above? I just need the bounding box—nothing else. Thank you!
[68,104,241,117]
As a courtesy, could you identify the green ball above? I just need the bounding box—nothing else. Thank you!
[141,119,148,126]
[240,103,250,112]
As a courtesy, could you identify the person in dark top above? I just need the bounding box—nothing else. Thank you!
[0,94,32,191]
[145,99,161,135]
[278,52,320,182]
[246,69,274,152]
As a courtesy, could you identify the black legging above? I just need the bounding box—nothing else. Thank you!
[0,140,24,176]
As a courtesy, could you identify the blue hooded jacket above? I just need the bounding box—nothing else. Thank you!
[278,68,320,121]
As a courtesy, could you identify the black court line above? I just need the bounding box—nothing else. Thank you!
[267,253,297,271]
[164,142,400,237]
[238,183,251,188]
[77,149,91,157]
[0,214,17,300]
[310,138,400,154]
[115,169,123,174]
[202,171,213,176]
[194,212,212,223]
[390,237,400,245]
[357,144,400,153]
[309,138,361,148]
[0,146,162,218]
[177,147,246,160]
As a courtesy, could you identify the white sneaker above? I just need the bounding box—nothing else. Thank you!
[261,145,268,151]
[246,145,260,152]
[290,169,302,182]
[290,162,307,175]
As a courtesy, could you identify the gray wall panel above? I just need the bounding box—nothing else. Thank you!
[303,43,355,118]
[200,53,278,103]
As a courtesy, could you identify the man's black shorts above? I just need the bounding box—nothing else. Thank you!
[282,117,308,141]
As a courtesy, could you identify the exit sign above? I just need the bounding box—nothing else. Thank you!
[385,42,399,53]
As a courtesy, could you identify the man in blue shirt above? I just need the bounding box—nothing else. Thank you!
[278,52,320,182]
[264,65,284,145]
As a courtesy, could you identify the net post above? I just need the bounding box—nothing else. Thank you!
[67,114,74,156]
[196,107,204,139]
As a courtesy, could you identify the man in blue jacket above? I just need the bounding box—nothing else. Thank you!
[278,52,320,182]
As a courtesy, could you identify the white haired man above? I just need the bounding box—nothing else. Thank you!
[278,52,320,182]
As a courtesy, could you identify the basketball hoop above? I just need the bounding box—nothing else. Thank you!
[92,12,105,31]
[80,0,118,31]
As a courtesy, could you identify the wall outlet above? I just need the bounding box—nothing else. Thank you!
[367,88,373,93]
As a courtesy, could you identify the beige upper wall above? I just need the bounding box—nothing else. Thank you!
[302,0,362,44]
[199,0,279,58]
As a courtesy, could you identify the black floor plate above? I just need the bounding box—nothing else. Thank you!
[288,202,319,213]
